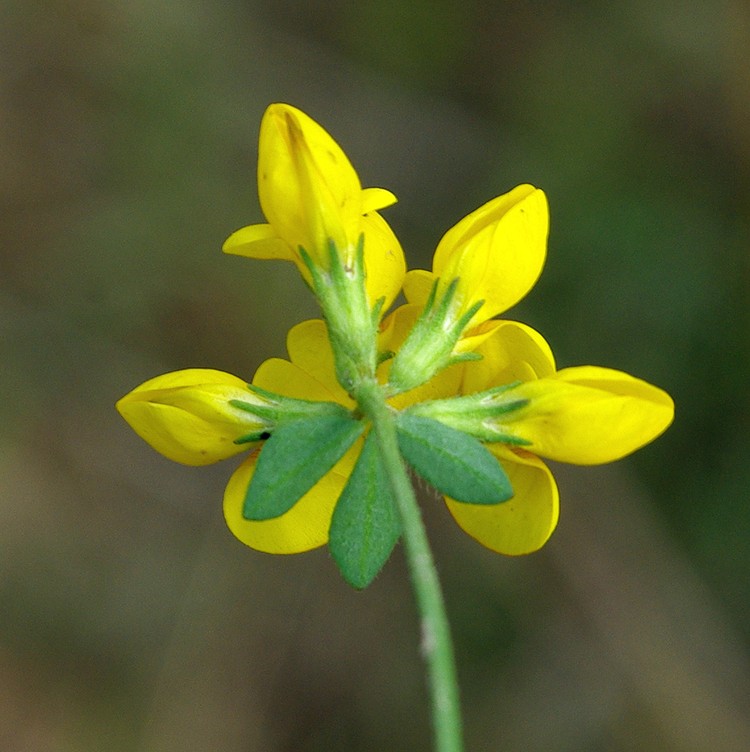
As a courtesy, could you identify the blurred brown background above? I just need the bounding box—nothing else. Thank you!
[2,1,749,750]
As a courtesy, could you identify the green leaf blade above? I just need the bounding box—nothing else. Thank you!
[329,432,401,589]
[243,410,364,521]
[396,412,513,504]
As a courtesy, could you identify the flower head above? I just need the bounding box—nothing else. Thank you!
[117,104,674,574]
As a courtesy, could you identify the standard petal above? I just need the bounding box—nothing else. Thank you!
[445,446,559,555]
[433,185,539,269]
[460,320,557,394]
[433,186,549,322]
[361,212,406,311]
[223,452,345,553]
[258,103,362,264]
[501,367,675,464]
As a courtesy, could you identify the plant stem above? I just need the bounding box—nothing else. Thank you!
[354,378,464,752]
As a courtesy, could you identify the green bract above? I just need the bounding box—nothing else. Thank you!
[329,432,401,589]
[396,413,514,505]
[243,409,364,521]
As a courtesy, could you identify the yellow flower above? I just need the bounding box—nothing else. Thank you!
[223,103,404,310]
[115,369,269,466]
[403,184,548,332]
[439,321,674,555]
[387,185,548,393]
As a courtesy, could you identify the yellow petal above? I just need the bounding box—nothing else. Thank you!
[284,319,353,406]
[222,223,296,261]
[222,223,313,285]
[253,357,343,404]
[461,320,557,394]
[502,366,675,464]
[385,361,465,410]
[433,185,549,323]
[116,369,260,466]
[258,103,362,265]
[378,303,420,354]
[402,269,436,307]
[362,187,398,213]
[223,452,344,553]
[125,369,249,393]
[445,446,559,555]
[361,212,406,311]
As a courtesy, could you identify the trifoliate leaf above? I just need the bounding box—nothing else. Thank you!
[396,413,513,504]
[243,409,364,521]
[329,432,401,589]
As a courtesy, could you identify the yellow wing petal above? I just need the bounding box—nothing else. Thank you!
[402,269,436,307]
[284,320,353,406]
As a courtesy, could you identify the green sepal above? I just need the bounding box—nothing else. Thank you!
[231,384,344,422]
[404,385,532,444]
[387,278,486,395]
[371,295,386,325]
[446,351,483,365]
[329,431,401,589]
[229,401,278,422]
[300,236,378,392]
[395,412,513,504]
[243,408,364,521]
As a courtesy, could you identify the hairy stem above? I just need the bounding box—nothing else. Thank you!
[353,378,464,752]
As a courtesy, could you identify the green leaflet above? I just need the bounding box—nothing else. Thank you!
[243,409,364,521]
[329,432,401,589]
[396,412,513,504]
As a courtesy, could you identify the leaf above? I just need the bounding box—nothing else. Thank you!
[396,412,513,504]
[329,432,401,589]
[243,410,364,521]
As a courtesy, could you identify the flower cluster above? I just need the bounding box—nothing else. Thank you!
[117,103,673,581]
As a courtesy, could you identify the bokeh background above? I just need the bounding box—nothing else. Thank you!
[2,1,749,750]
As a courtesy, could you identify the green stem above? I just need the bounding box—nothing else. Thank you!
[354,378,464,752]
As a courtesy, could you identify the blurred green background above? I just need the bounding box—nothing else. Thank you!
[2,1,749,750]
